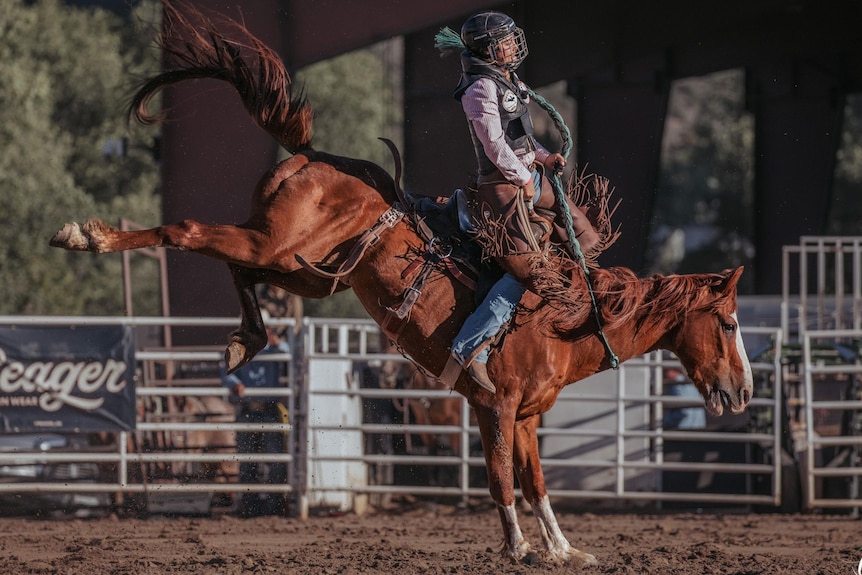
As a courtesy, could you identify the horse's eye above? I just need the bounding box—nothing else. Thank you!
[721,321,736,334]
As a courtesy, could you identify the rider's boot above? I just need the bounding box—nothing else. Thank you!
[451,352,496,394]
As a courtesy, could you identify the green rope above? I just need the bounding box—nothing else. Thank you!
[528,88,619,369]
[434,26,618,368]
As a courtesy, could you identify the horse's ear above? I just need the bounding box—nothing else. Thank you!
[715,266,744,294]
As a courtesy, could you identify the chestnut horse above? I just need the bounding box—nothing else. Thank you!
[402,367,467,457]
[50,3,753,565]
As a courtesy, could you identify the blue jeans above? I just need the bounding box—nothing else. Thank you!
[452,272,526,364]
[451,169,543,364]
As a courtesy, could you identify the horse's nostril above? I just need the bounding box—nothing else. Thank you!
[741,388,751,404]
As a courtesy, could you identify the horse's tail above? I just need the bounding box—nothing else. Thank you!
[129,1,313,154]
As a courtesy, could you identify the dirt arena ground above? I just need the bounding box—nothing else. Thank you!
[0,503,859,575]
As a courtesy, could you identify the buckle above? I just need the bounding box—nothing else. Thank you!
[379,205,405,228]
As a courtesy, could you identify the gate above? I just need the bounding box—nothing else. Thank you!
[782,236,862,511]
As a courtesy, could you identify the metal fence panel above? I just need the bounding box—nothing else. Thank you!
[0,316,785,515]
[782,237,862,512]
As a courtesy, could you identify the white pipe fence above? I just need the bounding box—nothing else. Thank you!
[781,236,862,512]
[0,315,798,514]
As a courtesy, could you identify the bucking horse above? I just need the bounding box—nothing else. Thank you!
[50,2,753,566]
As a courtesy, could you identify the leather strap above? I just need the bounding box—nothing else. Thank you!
[295,204,405,293]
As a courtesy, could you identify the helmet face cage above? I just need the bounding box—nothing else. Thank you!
[487,26,528,71]
[462,12,529,71]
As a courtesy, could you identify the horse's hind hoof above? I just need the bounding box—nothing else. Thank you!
[224,341,249,374]
[50,222,89,250]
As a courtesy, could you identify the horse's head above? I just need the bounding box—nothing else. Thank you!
[673,267,753,416]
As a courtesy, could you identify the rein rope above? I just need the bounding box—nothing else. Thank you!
[528,89,619,369]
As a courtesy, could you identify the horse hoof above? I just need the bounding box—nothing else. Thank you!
[224,341,249,373]
[50,222,88,250]
[577,551,598,566]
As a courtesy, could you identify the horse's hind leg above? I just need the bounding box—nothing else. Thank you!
[50,218,267,266]
[51,218,182,253]
[52,219,283,371]
[512,415,597,566]
[224,264,268,373]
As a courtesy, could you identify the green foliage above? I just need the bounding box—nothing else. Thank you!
[297,44,402,169]
[830,94,862,235]
[1,0,397,320]
[0,0,161,315]
[647,71,862,289]
[302,290,370,319]
[646,69,756,293]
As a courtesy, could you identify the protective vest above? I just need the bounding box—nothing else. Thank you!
[453,53,536,176]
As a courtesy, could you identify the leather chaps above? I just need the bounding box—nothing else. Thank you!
[475,169,600,293]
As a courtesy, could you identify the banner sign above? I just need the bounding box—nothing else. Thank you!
[0,326,136,432]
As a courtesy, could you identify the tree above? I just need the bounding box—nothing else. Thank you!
[296,41,402,169]
[830,94,862,235]
[645,69,756,293]
[0,0,161,315]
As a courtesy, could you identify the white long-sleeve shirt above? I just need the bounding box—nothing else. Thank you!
[460,77,550,187]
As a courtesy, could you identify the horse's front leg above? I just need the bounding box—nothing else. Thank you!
[473,403,531,561]
[224,264,268,373]
[513,414,597,566]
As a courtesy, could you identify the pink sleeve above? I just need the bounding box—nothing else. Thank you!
[461,79,534,186]
[533,143,550,166]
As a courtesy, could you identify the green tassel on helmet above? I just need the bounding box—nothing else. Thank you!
[434,27,465,56]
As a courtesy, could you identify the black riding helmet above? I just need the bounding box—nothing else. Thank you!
[460,11,528,71]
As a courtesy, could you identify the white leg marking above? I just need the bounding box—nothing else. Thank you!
[532,495,570,556]
[531,495,597,566]
[501,503,530,560]
[52,222,88,250]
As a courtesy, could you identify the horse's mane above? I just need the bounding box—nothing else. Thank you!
[539,267,736,338]
[129,1,313,155]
